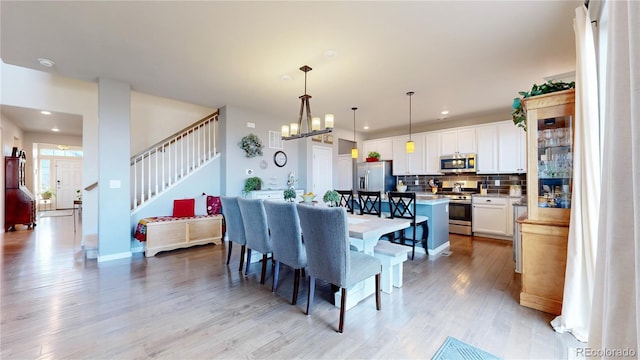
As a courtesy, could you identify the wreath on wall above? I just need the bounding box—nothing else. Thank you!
[239,133,263,158]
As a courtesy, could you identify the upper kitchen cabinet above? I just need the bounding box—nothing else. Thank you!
[475,120,527,174]
[475,124,498,173]
[498,121,527,173]
[424,132,441,174]
[440,128,476,155]
[362,138,393,162]
[391,134,425,175]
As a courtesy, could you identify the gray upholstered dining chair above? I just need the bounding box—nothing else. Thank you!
[296,204,382,333]
[220,196,247,272]
[237,198,273,285]
[264,201,307,305]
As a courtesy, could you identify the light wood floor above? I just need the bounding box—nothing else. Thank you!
[1,213,583,359]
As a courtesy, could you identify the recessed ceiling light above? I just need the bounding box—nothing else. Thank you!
[41,110,51,115]
[37,58,55,67]
[280,74,292,81]
[324,50,337,59]
[441,110,449,115]
[363,125,370,130]
[51,127,60,132]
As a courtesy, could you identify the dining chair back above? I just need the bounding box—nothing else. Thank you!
[237,198,273,284]
[387,191,429,260]
[358,190,382,217]
[336,190,354,214]
[296,204,382,333]
[264,201,307,305]
[220,196,247,271]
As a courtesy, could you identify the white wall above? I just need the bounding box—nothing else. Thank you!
[130,91,216,154]
[219,106,306,196]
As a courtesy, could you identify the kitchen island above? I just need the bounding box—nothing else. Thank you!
[379,195,450,256]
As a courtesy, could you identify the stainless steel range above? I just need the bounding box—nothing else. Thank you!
[440,180,478,236]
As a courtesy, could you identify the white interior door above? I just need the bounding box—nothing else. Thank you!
[337,154,353,190]
[55,159,82,209]
[312,145,333,196]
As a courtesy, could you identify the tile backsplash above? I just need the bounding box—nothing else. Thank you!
[396,173,526,195]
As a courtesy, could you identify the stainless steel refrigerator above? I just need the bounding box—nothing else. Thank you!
[357,160,395,194]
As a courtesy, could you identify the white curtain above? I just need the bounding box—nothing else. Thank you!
[589,0,640,356]
[550,4,601,343]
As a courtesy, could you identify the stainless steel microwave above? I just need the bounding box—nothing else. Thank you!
[440,153,476,173]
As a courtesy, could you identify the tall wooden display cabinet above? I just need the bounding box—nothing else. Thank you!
[519,89,574,315]
[5,154,37,231]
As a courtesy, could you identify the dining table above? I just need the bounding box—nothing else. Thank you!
[336,213,411,310]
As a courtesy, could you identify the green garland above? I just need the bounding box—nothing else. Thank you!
[239,133,263,158]
[512,80,575,131]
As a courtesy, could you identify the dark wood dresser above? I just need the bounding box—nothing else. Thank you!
[5,155,36,231]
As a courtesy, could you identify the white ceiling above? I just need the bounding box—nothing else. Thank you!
[0,1,580,137]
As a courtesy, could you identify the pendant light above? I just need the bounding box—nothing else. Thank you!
[406,91,415,153]
[351,107,358,159]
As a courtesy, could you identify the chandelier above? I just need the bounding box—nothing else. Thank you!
[280,65,334,140]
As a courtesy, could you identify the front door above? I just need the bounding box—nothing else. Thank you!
[55,159,82,209]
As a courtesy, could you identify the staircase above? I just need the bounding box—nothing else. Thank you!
[130,112,219,211]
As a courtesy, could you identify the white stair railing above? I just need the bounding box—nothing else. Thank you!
[130,112,219,211]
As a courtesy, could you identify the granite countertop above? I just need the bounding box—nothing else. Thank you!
[380,193,449,205]
[472,193,525,199]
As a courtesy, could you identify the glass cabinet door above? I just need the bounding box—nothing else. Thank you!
[524,89,575,222]
[536,115,573,209]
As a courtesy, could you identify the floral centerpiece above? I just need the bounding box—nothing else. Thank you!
[323,190,340,207]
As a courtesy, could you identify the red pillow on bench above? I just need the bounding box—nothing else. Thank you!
[173,198,195,218]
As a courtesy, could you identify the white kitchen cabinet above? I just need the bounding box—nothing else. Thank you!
[475,124,498,173]
[440,128,476,155]
[472,196,507,236]
[424,132,441,174]
[498,121,527,173]
[362,138,393,161]
[392,134,425,175]
[505,197,522,237]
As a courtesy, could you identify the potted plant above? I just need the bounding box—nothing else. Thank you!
[323,190,340,207]
[283,188,297,202]
[243,176,262,195]
[40,188,56,200]
[512,80,575,131]
[366,151,381,162]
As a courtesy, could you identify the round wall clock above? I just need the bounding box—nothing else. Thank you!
[274,151,287,167]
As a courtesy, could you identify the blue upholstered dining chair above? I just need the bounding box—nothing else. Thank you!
[358,190,382,217]
[237,198,273,285]
[296,204,382,333]
[387,191,429,260]
[220,196,247,272]
[264,201,307,305]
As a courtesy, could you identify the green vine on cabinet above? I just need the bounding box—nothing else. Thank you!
[239,133,263,158]
[512,80,575,131]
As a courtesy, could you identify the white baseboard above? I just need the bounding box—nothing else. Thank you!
[98,251,132,262]
[428,241,450,256]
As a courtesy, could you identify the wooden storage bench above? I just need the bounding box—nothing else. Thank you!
[136,215,223,257]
